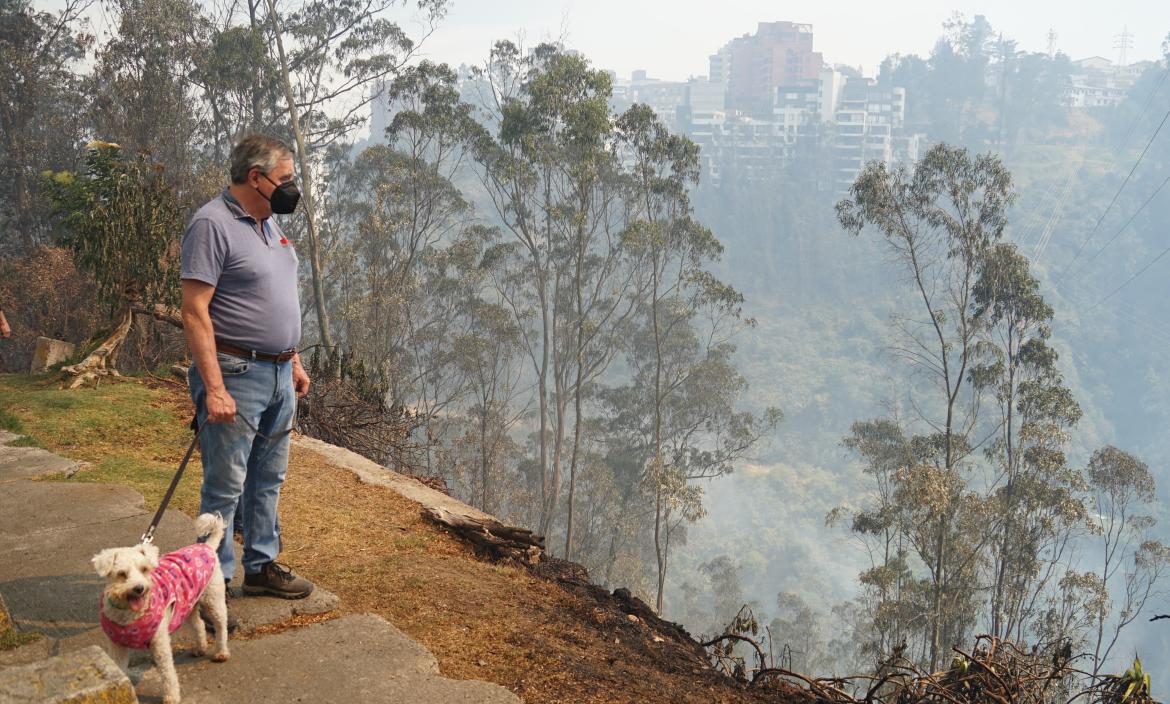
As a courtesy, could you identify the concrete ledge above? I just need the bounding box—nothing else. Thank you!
[293,435,495,521]
[0,644,135,703]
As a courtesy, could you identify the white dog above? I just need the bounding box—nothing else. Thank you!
[92,513,231,704]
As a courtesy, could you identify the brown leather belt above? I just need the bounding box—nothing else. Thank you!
[216,340,296,363]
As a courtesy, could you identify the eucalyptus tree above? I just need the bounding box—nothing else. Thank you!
[971,242,1087,643]
[831,418,927,665]
[470,42,633,542]
[1084,446,1170,676]
[89,0,207,182]
[0,0,92,251]
[612,103,780,613]
[452,282,527,515]
[317,60,484,476]
[837,143,1014,669]
[262,0,448,357]
[191,14,284,160]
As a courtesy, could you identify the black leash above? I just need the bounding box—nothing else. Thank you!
[139,411,295,545]
[141,422,204,545]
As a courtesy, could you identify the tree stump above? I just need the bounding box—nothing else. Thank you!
[61,307,134,388]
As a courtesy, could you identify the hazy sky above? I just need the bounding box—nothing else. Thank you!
[408,0,1170,80]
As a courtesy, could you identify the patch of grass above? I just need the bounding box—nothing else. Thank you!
[0,374,202,515]
[0,628,41,652]
[0,406,23,432]
[9,435,41,448]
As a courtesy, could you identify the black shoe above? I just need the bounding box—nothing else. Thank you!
[201,582,240,634]
[242,561,314,599]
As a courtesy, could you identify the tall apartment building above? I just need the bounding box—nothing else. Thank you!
[709,22,824,117]
[833,78,913,194]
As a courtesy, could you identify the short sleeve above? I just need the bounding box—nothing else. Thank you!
[181,217,227,286]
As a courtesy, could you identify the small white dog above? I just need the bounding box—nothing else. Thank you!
[92,513,231,704]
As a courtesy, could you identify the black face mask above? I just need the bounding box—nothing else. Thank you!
[258,172,301,214]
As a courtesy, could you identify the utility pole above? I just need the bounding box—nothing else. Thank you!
[1114,27,1133,72]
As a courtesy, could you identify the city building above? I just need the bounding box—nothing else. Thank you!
[710,22,824,117]
[833,78,908,194]
[611,70,689,131]
[1067,56,1156,108]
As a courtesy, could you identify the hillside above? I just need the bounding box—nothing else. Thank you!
[0,373,786,704]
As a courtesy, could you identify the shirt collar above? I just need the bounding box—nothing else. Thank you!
[221,187,257,222]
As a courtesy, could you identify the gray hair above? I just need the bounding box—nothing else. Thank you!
[229,135,294,184]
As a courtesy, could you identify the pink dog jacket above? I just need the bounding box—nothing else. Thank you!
[100,544,217,650]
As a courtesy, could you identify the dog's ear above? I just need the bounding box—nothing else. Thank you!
[137,542,160,566]
[91,549,116,577]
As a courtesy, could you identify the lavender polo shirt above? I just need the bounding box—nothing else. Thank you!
[180,189,301,354]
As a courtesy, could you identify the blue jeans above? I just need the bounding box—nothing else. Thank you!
[189,353,295,581]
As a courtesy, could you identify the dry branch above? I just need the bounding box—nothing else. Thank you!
[697,632,1152,704]
[422,505,544,565]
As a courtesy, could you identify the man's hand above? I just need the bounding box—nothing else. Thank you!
[292,357,310,397]
[0,311,11,339]
[206,387,237,424]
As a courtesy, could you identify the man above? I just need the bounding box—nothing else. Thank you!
[180,134,314,604]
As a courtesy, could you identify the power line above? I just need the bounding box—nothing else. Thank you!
[1012,149,1083,253]
[1011,169,1062,247]
[1074,172,1170,271]
[1119,67,1169,149]
[1057,106,1170,279]
[1083,244,1170,313]
[1056,280,1170,346]
[1033,158,1081,258]
[1027,69,1165,264]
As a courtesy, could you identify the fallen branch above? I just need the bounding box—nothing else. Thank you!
[422,505,544,565]
[700,633,766,667]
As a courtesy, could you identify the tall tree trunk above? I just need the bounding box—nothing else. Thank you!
[536,280,551,536]
[565,351,584,560]
[249,0,263,130]
[565,187,590,561]
[265,0,336,363]
[651,255,666,613]
[991,329,1018,639]
[479,401,490,512]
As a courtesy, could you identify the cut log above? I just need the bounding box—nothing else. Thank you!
[422,506,545,565]
[61,307,134,389]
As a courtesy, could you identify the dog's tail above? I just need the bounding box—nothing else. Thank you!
[194,512,226,551]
